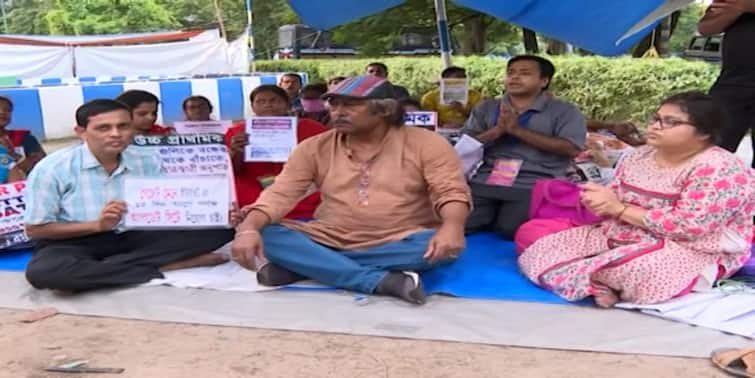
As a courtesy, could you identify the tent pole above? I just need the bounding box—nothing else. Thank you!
[246,0,256,72]
[433,0,453,68]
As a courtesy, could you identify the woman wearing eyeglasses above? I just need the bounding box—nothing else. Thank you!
[518,91,754,307]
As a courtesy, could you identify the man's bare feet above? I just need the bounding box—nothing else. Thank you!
[592,284,620,308]
[159,253,229,273]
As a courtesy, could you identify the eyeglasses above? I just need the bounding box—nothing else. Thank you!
[648,115,694,130]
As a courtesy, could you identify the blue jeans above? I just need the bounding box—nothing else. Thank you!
[261,225,442,294]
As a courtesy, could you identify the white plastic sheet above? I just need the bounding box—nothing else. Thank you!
[0,44,74,79]
[75,38,232,77]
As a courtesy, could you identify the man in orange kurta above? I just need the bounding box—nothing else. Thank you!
[231,76,472,304]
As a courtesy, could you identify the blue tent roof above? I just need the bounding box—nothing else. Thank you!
[286,0,691,56]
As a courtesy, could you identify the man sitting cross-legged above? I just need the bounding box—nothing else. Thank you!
[231,75,472,305]
[24,99,234,293]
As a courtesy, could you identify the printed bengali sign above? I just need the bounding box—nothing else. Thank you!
[123,177,230,229]
[404,111,438,130]
[245,117,298,162]
[173,120,231,135]
[0,181,30,250]
[133,133,230,177]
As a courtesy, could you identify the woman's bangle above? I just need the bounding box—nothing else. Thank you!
[616,204,629,220]
[235,229,260,238]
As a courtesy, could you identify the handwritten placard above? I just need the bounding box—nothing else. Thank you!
[245,117,298,162]
[133,133,230,177]
[404,111,438,130]
[440,78,469,105]
[123,177,230,229]
[0,181,30,250]
[173,120,231,135]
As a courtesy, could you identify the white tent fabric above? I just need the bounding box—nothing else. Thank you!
[0,44,74,79]
[75,38,232,77]
[1,29,247,79]
[227,34,251,74]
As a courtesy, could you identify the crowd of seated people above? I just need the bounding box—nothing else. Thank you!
[6,54,751,308]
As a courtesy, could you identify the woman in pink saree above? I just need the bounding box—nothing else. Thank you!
[519,92,754,307]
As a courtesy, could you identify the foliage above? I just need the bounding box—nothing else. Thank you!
[3,0,54,34]
[669,2,706,54]
[257,56,719,123]
[1,0,296,60]
[166,0,247,38]
[329,0,520,56]
[5,0,179,35]
[247,0,299,58]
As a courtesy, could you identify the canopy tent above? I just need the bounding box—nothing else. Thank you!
[286,0,694,59]
[0,29,250,79]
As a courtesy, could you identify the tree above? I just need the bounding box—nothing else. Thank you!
[166,0,248,39]
[631,7,702,58]
[453,11,519,55]
[329,0,518,56]
[668,2,706,53]
[247,0,299,58]
[4,0,56,35]
[522,28,539,53]
[4,0,178,35]
[631,3,706,57]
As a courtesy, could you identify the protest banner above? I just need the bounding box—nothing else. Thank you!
[245,117,298,162]
[123,177,230,229]
[0,181,30,250]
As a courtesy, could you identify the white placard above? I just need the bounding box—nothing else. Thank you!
[440,78,469,106]
[404,111,438,130]
[132,133,231,177]
[123,176,230,229]
[0,181,30,250]
[173,120,231,135]
[244,117,298,162]
[454,135,484,179]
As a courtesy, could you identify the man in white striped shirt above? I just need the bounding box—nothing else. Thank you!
[23,99,233,292]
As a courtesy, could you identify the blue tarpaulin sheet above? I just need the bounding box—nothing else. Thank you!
[0,233,572,304]
[287,0,685,56]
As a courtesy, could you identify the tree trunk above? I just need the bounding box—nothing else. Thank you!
[213,0,227,39]
[461,14,487,55]
[522,28,539,53]
[656,16,672,57]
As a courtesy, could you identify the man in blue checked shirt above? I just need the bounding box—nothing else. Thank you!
[23,99,233,293]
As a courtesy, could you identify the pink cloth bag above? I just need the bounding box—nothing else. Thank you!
[514,179,603,254]
[529,179,602,225]
[514,218,573,255]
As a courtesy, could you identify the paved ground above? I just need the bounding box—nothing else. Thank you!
[0,308,729,378]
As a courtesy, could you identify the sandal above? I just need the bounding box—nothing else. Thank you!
[711,348,755,377]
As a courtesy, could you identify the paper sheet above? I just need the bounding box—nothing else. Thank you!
[454,134,484,179]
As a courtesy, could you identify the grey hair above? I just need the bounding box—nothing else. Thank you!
[366,98,405,127]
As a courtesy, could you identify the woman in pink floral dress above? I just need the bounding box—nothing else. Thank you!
[519,92,754,307]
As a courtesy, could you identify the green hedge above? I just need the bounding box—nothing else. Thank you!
[256,56,719,123]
